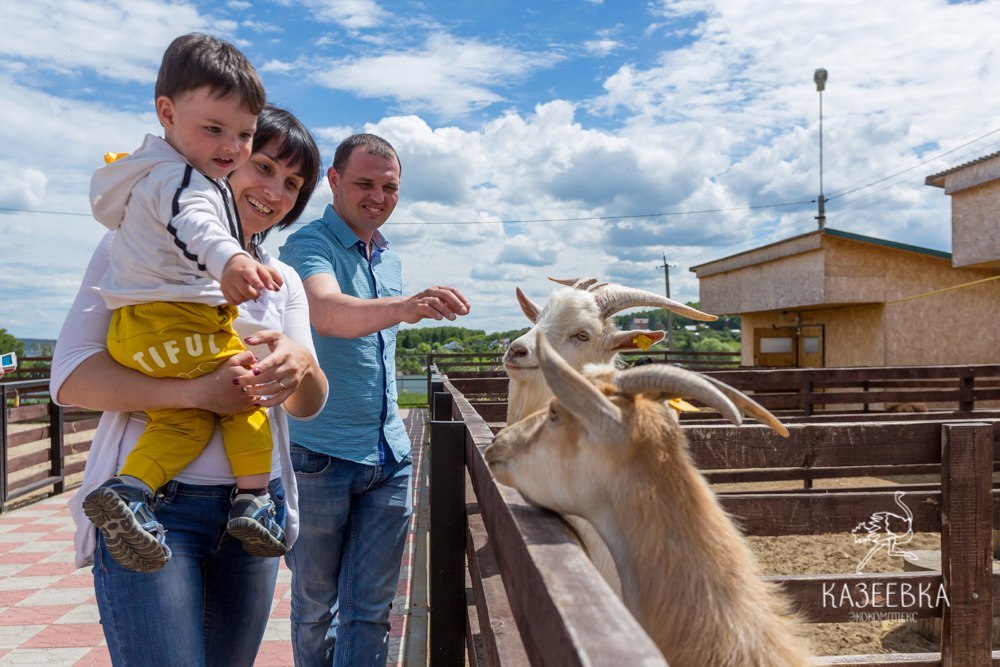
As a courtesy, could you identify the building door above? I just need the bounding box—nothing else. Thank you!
[797,325,824,367]
[754,325,825,367]
[754,330,796,367]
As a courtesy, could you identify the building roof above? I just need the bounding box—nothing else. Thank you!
[690,227,949,274]
[926,150,1000,188]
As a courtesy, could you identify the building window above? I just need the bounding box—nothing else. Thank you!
[760,337,794,354]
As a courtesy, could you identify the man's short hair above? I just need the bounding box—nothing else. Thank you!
[332,134,401,175]
[155,33,265,115]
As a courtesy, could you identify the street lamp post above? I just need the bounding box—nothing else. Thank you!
[814,67,828,230]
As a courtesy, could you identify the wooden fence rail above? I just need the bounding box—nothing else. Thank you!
[430,366,1000,665]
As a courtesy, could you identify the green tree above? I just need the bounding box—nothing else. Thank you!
[0,328,25,359]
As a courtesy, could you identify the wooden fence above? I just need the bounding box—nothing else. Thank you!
[428,364,1000,665]
[1,379,98,512]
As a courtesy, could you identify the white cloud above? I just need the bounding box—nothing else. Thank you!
[584,39,621,57]
[0,162,47,210]
[0,0,217,83]
[278,0,387,30]
[304,33,560,118]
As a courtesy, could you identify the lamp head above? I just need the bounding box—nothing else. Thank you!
[814,68,828,92]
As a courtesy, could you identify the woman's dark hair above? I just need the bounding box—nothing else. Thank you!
[249,105,322,243]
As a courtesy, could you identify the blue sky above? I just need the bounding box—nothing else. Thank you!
[2,0,1000,340]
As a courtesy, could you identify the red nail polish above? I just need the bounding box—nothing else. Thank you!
[253,367,261,375]
[232,379,240,385]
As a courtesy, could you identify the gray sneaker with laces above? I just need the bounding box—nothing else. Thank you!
[82,477,171,573]
[227,492,287,557]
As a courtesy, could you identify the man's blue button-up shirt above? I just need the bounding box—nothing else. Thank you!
[279,204,410,465]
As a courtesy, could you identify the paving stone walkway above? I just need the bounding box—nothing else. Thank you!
[0,409,428,666]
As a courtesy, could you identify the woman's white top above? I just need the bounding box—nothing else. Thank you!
[51,233,327,567]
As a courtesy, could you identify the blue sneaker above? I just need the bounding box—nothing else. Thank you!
[82,477,171,573]
[227,492,287,557]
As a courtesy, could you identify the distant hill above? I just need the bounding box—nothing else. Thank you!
[19,339,56,356]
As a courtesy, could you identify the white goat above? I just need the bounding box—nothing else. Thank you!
[503,277,718,425]
[485,334,807,667]
[502,277,720,595]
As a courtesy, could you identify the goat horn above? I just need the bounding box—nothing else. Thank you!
[515,286,541,323]
[549,276,600,290]
[537,332,626,442]
[615,365,742,426]
[594,284,718,322]
[701,375,789,437]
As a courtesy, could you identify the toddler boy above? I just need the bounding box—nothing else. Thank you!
[84,33,285,573]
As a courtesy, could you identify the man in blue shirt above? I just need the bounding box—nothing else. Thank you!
[279,133,469,667]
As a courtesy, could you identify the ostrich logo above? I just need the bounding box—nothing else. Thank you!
[852,490,917,574]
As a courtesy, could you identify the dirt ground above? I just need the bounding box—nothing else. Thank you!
[717,474,966,658]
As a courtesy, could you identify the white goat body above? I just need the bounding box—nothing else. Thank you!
[486,336,809,666]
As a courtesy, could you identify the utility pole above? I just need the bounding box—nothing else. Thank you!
[656,253,676,350]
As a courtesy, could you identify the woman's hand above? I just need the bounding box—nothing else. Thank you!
[236,330,314,408]
[185,350,261,414]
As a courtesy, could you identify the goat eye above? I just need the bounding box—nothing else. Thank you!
[574,332,590,342]
[548,407,558,422]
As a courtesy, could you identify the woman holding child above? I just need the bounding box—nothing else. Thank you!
[51,98,325,664]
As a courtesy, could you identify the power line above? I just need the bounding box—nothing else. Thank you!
[0,198,816,226]
[827,124,1000,202]
[331,199,815,227]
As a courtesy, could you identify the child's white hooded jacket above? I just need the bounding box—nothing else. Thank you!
[90,134,251,309]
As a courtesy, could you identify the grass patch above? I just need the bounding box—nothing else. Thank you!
[397,390,428,408]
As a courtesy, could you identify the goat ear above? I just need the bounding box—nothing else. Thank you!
[515,286,540,323]
[700,375,790,437]
[537,332,625,443]
[548,276,600,289]
[609,329,665,352]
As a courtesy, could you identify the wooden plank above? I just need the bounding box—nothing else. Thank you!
[6,403,48,423]
[466,477,530,667]
[768,571,945,623]
[8,450,54,472]
[470,403,507,423]
[719,490,944,536]
[7,426,49,448]
[816,653,942,665]
[687,422,955,470]
[449,378,509,394]
[940,423,993,666]
[705,464,942,485]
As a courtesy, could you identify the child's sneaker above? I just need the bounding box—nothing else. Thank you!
[82,477,171,573]
[227,492,287,557]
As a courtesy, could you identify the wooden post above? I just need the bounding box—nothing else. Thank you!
[940,422,992,666]
[429,419,467,666]
[49,399,65,496]
[958,375,975,412]
[0,384,7,512]
[433,389,453,423]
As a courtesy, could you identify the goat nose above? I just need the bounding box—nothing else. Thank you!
[507,342,527,358]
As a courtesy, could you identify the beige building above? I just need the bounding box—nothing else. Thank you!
[690,152,1000,368]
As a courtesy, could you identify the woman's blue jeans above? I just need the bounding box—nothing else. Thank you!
[286,444,413,667]
[93,478,285,666]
